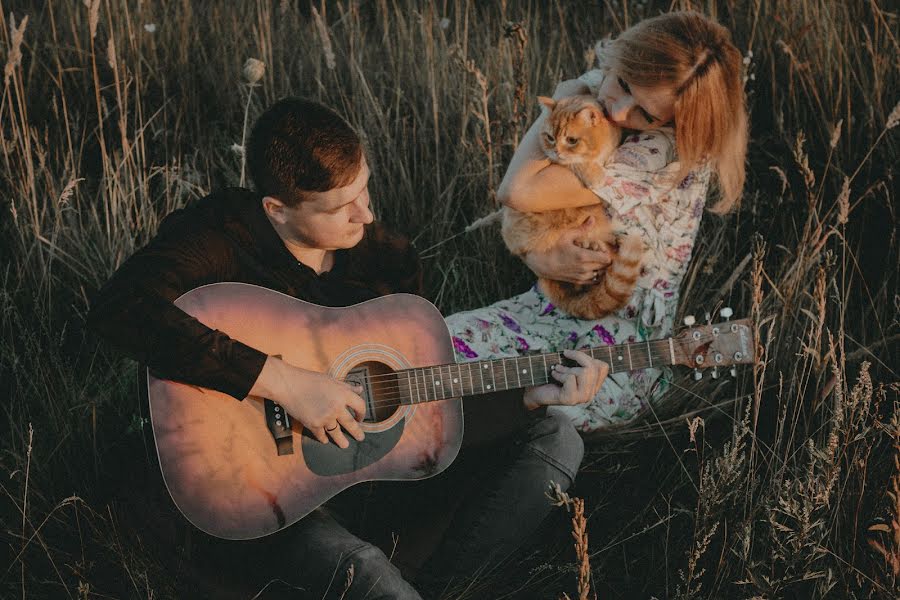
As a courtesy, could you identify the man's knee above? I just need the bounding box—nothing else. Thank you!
[525,411,584,484]
[336,543,422,600]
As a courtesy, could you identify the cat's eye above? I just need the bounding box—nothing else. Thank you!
[543,133,555,143]
[566,136,578,145]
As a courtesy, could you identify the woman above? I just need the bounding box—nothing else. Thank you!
[447,11,749,432]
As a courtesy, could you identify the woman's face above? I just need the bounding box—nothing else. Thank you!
[596,69,676,131]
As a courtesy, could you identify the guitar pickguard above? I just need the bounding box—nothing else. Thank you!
[301,419,405,476]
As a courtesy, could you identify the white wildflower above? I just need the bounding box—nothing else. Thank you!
[439,17,450,29]
[242,58,266,85]
[143,23,157,33]
[231,143,244,157]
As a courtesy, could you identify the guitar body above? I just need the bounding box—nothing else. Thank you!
[148,283,462,540]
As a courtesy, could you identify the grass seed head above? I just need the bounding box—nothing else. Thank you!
[4,14,28,87]
[886,99,900,131]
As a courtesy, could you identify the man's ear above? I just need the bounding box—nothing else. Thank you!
[262,195,288,224]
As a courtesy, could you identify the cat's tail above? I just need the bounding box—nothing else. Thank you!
[465,208,503,233]
[556,234,643,319]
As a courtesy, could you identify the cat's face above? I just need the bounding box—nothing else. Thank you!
[538,96,620,165]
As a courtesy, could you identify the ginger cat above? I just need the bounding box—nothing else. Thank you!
[501,94,644,320]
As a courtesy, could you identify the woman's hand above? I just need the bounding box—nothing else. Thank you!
[523,349,609,409]
[552,79,592,101]
[521,217,612,284]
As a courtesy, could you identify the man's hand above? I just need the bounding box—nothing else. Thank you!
[523,349,609,410]
[521,216,612,285]
[249,356,366,449]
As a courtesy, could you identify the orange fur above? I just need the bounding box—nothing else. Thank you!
[502,95,643,319]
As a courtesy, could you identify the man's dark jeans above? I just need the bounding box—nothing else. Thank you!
[191,411,583,599]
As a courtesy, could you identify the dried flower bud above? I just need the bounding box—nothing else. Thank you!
[243,58,266,84]
[887,99,900,131]
[836,177,850,225]
[829,119,842,150]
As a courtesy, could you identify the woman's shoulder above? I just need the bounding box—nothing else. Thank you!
[578,68,606,91]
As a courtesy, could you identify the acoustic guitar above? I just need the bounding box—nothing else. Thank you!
[148,282,755,539]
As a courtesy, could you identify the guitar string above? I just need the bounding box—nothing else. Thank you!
[335,330,731,386]
[334,330,732,396]
[335,333,743,410]
[342,353,732,413]
[335,331,738,408]
[348,345,671,402]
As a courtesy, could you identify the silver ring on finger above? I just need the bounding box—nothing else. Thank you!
[592,271,599,282]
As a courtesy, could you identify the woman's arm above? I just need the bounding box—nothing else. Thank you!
[497,80,604,213]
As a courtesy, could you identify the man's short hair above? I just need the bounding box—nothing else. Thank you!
[247,97,363,206]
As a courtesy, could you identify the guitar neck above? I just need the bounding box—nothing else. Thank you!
[399,337,682,404]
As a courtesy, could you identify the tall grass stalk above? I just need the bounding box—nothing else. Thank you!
[0,1,896,597]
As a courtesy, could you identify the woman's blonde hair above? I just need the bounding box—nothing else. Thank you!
[600,11,748,213]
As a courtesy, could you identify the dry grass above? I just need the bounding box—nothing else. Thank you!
[0,0,897,598]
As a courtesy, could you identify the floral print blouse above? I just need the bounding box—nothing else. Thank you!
[444,69,712,432]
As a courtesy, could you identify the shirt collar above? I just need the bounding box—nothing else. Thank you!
[236,189,351,277]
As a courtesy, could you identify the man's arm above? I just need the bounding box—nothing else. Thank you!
[86,219,267,400]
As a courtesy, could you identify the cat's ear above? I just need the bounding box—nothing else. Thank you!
[537,96,557,111]
[579,105,603,126]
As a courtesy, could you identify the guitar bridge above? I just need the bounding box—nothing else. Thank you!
[264,398,293,455]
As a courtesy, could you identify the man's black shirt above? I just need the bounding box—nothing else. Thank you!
[87,187,531,438]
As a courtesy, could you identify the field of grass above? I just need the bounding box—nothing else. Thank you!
[1,0,898,598]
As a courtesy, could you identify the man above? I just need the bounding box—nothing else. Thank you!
[88,97,608,598]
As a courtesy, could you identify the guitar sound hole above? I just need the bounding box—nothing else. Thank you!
[346,361,402,423]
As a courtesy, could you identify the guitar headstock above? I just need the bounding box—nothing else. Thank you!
[673,308,755,379]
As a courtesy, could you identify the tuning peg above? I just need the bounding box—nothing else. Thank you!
[711,367,719,379]
[683,315,696,327]
[719,307,733,320]
[730,367,737,377]
[693,369,702,381]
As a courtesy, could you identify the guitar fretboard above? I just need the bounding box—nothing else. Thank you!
[397,338,680,404]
